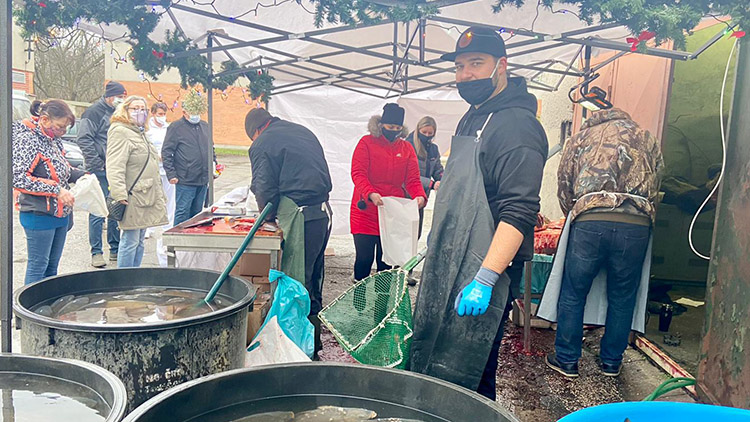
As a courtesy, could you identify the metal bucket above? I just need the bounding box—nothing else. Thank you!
[0,353,127,421]
[13,268,256,412]
[122,363,519,422]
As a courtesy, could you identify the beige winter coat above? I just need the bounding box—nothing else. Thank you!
[106,122,168,230]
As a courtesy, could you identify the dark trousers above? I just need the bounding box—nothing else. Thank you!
[353,234,390,280]
[174,184,208,226]
[305,216,331,316]
[24,224,68,285]
[555,221,650,366]
[89,171,119,256]
[477,263,522,400]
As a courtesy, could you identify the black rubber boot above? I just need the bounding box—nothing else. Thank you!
[309,314,323,361]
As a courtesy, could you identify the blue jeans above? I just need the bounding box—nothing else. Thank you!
[118,229,147,268]
[89,171,120,256]
[174,184,208,226]
[555,221,650,366]
[24,225,68,285]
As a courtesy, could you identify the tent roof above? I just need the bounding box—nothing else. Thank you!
[84,0,724,98]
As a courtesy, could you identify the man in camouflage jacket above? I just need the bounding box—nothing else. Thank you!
[546,108,663,379]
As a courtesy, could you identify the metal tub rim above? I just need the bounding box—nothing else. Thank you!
[0,353,128,422]
[123,362,518,422]
[13,268,255,333]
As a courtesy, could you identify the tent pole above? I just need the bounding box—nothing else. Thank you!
[206,33,215,206]
[404,21,410,94]
[582,45,591,119]
[1,0,14,353]
[419,18,426,65]
[393,23,398,83]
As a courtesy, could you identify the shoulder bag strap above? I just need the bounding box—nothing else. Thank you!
[126,134,152,196]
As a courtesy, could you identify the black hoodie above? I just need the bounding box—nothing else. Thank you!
[455,77,548,263]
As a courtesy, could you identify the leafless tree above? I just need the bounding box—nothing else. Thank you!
[34,30,105,103]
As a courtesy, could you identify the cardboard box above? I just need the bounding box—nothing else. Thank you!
[231,253,273,278]
[246,293,272,346]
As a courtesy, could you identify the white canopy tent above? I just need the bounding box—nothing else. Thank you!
[81,0,724,234]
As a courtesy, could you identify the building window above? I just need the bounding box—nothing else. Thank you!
[12,71,26,84]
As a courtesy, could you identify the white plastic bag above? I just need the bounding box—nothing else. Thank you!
[244,316,311,367]
[70,174,108,217]
[378,196,419,266]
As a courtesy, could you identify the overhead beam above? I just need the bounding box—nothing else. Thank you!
[169,4,416,65]
[429,16,690,61]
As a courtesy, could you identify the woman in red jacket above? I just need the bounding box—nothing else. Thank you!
[350,103,427,281]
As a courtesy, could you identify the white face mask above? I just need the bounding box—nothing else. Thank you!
[187,115,201,124]
[155,116,167,125]
[112,97,125,107]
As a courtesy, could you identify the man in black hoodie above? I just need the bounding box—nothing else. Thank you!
[410,27,547,399]
[76,81,127,268]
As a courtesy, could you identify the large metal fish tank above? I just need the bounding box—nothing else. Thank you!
[0,353,127,422]
[122,363,519,422]
[13,268,256,412]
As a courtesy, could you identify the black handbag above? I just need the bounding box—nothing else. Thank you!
[106,152,151,222]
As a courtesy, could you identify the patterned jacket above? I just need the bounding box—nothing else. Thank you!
[13,118,85,218]
[557,108,663,223]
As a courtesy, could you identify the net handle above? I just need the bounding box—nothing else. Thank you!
[402,247,428,272]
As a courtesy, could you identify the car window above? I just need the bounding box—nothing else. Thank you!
[65,122,79,137]
[12,98,31,121]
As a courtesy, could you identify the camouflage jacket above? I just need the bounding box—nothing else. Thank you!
[557,108,664,223]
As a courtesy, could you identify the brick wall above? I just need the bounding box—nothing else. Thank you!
[119,80,264,147]
[12,69,34,95]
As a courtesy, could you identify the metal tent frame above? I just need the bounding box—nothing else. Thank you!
[0,0,735,352]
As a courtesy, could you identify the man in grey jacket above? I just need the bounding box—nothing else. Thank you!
[76,81,127,268]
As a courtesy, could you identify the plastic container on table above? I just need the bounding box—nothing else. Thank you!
[520,254,554,303]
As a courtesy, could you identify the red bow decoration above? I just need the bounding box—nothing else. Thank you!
[730,30,746,39]
[38,2,47,7]
[151,49,165,59]
[626,31,656,51]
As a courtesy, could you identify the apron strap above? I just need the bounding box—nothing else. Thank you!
[475,113,495,142]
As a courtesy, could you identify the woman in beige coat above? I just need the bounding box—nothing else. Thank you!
[106,95,167,268]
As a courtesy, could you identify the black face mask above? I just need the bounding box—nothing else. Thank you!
[456,61,500,106]
[382,128,400,142]
[417,132,434,144]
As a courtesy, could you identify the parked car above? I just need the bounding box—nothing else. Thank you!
[12,92,85,169]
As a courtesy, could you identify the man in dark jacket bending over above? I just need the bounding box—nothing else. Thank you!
[410,27,548,399]
[245,108,333,359]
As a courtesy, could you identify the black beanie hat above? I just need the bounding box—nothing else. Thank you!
[104,81,126,98]
[245,107,273,139]
[381,103,405,126]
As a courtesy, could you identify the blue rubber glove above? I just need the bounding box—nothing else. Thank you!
[454,267,501,316]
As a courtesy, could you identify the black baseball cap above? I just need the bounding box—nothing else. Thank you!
[441,26,507,62]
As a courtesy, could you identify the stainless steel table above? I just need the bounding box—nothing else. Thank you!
[163,211,282,269]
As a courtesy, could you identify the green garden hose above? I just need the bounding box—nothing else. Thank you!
[643,377,696,401]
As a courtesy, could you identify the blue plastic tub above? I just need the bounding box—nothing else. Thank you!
[558,402,750,422]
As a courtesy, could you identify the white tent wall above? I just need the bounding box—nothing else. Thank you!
[271,69,574,235]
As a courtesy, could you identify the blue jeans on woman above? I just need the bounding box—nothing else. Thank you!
[118,229,147,268]
[554,220,650,367]
[24,224,68,285]
[174,184,208,226]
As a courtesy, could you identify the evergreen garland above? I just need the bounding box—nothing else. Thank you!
[13,0,748,103]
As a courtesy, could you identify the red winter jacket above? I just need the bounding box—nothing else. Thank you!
[350,116,427,236]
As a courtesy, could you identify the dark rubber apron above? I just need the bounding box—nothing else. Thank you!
[277,196,306,284]
[410,114,511,391]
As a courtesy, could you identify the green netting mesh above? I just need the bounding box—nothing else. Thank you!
[319,268,413,369]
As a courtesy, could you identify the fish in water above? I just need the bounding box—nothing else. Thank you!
[294,406,378,421]
[232,411,296,421]
[34,287,230,324]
